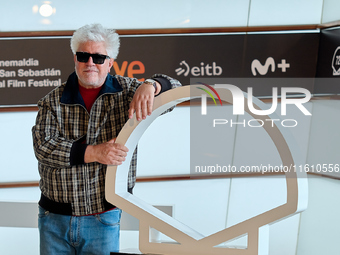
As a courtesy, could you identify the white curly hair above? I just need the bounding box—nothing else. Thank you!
[70,24,120,59]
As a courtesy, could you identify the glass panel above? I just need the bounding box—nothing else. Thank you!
[0,227,39,255]
[0,0,250,32]
[0,112,39,182]
[248,0,323,26]
[0,187,40,201]
[321,0,340,23]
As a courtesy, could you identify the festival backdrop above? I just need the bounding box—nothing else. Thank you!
[0,28,339,107]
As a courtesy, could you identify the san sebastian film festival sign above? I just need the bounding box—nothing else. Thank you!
[0,37,73,106]
[0,58,61,88]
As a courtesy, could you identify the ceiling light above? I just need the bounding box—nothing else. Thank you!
[39,4,53,17]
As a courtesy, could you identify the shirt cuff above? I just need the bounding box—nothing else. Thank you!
[152,77,172,94]
[70,142,88,166]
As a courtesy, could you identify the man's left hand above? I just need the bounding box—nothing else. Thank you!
[128,81,160,121]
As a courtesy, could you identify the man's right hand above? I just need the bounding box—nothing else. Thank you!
[84,138,129,165]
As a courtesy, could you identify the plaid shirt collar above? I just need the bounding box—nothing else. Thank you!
[60,72,123,106]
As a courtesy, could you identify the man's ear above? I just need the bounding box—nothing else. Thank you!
[108,58,114,72]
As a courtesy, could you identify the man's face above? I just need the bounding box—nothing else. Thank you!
[74,41,113,88]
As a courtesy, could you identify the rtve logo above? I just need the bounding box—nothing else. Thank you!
[251,57,290,76]
[175,60,222,77]
[113,60,145,81]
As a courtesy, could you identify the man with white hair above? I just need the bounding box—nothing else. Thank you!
[32,23,181,254]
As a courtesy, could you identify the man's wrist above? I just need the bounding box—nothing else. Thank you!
[84,145,95,164]
[144,79,160,94]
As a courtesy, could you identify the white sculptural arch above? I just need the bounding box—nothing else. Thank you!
[105,85,308,255]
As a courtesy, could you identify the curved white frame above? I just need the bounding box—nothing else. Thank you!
[105,85,308,255]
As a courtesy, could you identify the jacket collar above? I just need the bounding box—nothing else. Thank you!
[60,72,123,105]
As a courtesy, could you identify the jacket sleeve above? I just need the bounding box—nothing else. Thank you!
[152,74,182,93]
[32,98,73,168]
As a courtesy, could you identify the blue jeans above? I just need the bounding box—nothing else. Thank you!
[38,206,121,255]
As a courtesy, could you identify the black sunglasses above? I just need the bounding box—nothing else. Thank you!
[76,52,110,64]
